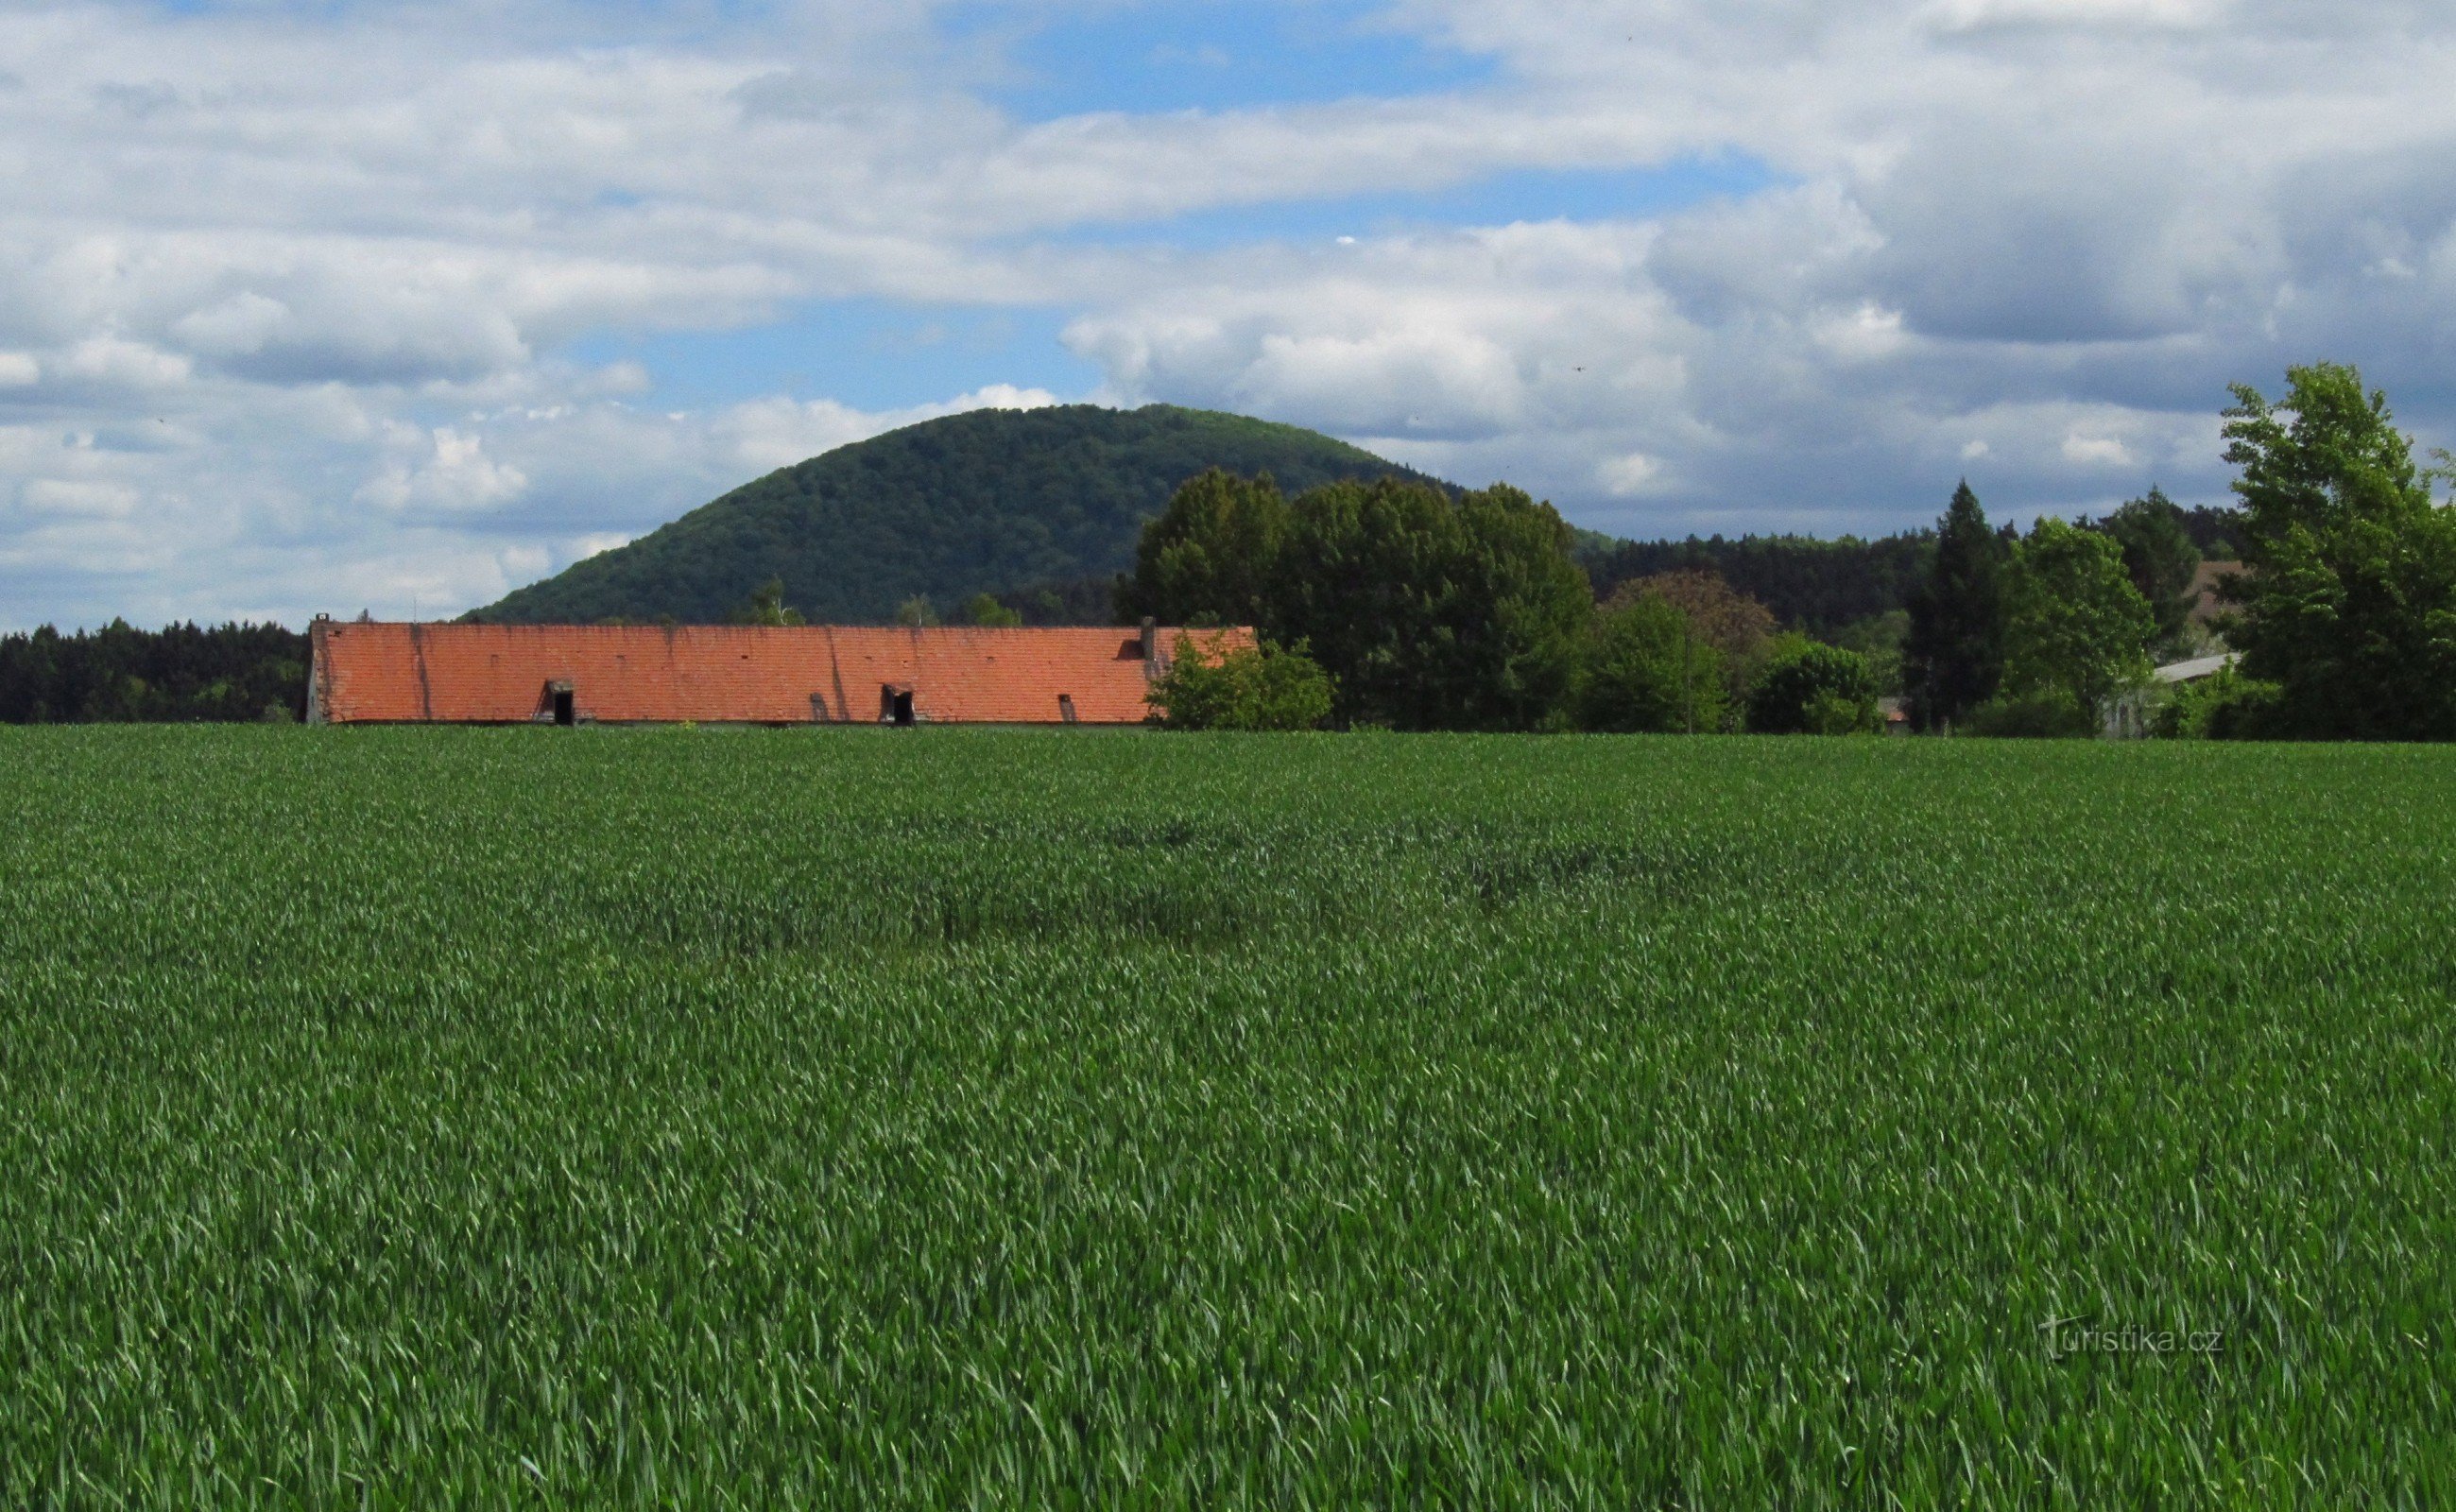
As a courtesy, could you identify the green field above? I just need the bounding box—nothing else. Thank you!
[3,729,2451,1506]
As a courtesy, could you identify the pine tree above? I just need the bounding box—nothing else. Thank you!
[1904,481,2010,730]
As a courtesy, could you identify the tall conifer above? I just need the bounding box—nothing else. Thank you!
[1904,481,2011,730]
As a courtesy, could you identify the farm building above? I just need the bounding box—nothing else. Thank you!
[305,619,1252,726]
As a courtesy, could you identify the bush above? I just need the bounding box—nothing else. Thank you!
[1148,638,1334,731]
[1745,638,1881,734]
[1574,594,1725,733]
[960,593,1024,627]
[2155,665,2286,740]
[1962,690,2098,738]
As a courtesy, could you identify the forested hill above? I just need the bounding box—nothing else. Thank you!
[472,404,1447,626]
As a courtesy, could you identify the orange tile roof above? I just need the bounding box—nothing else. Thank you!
[309,621,1255,726]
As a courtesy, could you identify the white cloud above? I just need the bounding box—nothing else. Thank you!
[1923,0,2230,31]
[57,335,193,391]
[2062,433,2137,467]
[356,426,529,513]
[1598,453,1664,497]
[4,0,2456,626]
[714,384,1057,474]
[20,479,140,518]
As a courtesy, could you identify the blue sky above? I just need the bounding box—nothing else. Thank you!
[946,0,1494,117]
[565,156,1778,414]
[3,0,2452,627]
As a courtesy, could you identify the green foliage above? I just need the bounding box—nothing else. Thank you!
[2154,664,2288,740]
[6,729,2456,1505]
[2002,515,2155,717]
[1120,469,1293,628]
[1904,482,2011,730]
[2222,363,2456,740]
[1132,472,1592,730]
[1831,609,1911,696]
[473,404,1447,627]
[959,593,1023,627]
[1574,592,1725,733]
[894,594,939,627]
[2098,488,2202,651]
[0,620,306,723]
[1612,570,1777,726]
[1745,636,1883,734]
[729,577,806,626]
[1578,530,1934,635]
[1146,637,1333,730]
[1962,688,2100,738]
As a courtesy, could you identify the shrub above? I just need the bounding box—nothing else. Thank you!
[1574,594,1725,733]
[961,593,1023,627]
[2155,665,2287,740]
[1148,638,1334,731]
[1745,638,1882,734]
[1962,689,2098,738]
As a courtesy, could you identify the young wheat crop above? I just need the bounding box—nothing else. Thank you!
[1,727,2450,1506]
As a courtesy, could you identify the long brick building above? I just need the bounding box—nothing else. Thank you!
[306,619,1251,726]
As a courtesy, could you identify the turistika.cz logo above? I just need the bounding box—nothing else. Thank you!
[2039,1315,2224,1362]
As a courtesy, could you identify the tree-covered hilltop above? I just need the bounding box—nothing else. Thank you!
[470,404,1450,627]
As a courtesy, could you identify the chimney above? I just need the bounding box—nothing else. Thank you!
[1141,617,1158,662]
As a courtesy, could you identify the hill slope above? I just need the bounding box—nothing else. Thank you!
[473,404,1446,626]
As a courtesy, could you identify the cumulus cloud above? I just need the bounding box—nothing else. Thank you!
[2,0,2453,626]
[714,384,1057,475]
[357,426,531,514]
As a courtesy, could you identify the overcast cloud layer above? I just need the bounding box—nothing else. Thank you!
[3,0,2453,628]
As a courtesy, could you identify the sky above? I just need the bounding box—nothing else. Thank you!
[4,0,2455,629]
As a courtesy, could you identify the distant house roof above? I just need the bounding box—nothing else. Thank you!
[2154,652,2238,684]
[308,621,1254,726]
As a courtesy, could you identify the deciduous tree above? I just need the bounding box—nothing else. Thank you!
[2222,363,2456,740]
[1574,593,1725,734]
[1745,637,1883,734]
[1612,570,1776,725]
[2001,516,2155,719]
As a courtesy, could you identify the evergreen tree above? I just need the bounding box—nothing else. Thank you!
[1903,482,2010,730]
[2099,488,2201,652]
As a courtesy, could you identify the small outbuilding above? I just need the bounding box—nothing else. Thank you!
[306,619,1252,726]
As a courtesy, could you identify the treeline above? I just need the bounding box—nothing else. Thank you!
[1125,470,1900,734]
[0,622,308,724]
[1910,363,2456,741]
[1124,468,2203,736]
[1578,534,1932,635]
[1134,362,2456,740]
[1571,500,2241,637]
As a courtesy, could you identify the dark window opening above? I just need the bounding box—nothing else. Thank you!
[1058,694,1078,724]
[552,689,575,727]
[881,685,916,726]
